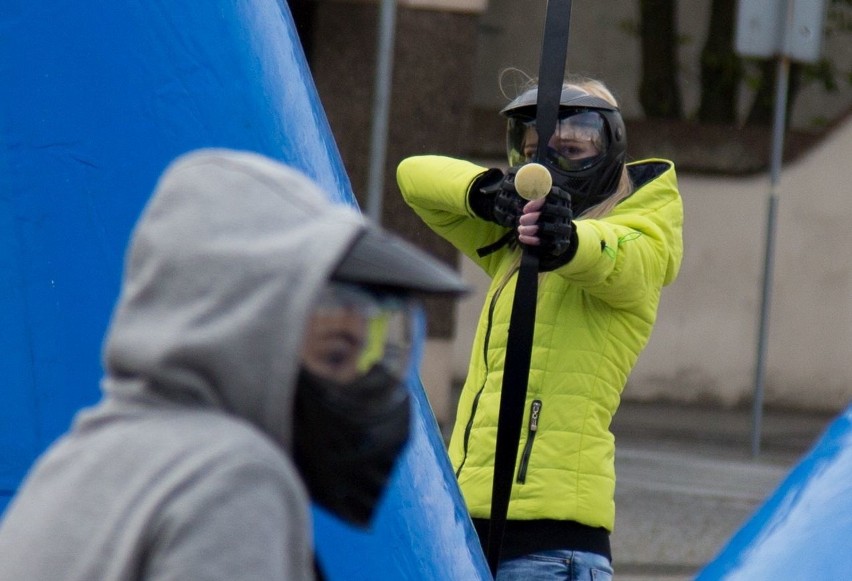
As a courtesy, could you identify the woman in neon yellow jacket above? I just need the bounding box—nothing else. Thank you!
[397,78,683,580]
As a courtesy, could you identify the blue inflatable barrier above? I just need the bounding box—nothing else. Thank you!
[0,2,489,578]
[697,403,852,579]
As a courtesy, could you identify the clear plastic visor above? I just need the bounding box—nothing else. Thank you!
[507,110,609,172]
[301,282,414,385]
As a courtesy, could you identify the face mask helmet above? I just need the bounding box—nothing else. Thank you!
[502,85,627,215]
[292,229,467,527]
[294,281,415,526]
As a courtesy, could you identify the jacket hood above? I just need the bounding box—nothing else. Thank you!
[624,159,683,286]
[101,149,366,452]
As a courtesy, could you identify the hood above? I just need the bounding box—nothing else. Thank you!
[101,149,367,453]
[624,159,683,286]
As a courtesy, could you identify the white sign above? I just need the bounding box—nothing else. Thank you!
[735,0,827,63]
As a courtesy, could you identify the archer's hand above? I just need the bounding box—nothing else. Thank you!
[469,167,526,228]
[518,185,577,271]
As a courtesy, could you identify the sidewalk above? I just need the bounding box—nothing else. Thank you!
[609,400,837,580]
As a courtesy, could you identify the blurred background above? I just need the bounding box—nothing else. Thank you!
[286,0,851,433]
[1,2,847,578]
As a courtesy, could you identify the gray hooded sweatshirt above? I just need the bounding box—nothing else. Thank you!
[0,150,378,580]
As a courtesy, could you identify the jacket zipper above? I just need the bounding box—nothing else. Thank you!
[516,400,542,484]
[456,281,506,478]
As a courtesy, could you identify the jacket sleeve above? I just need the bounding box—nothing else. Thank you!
[397,155,516,278]
[550,166,684,309]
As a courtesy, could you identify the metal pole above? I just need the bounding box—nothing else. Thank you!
[751,52,790,457]
[365,0,397,224]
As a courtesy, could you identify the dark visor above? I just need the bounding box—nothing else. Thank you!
[507,109,610,172]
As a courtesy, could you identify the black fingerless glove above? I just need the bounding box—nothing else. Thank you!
[468,167,526,228]
[537,185,578,272]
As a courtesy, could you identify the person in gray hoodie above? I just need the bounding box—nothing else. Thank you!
[0,149,467,581]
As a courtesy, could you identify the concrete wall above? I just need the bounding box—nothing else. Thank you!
[630,117,852,411]
[450,118,852,414]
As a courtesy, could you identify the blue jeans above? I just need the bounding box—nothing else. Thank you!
[496,550,613,581]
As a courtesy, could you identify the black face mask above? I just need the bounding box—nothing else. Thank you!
[292,365,411,527]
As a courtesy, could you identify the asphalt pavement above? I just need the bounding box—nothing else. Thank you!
[609,400,837,580]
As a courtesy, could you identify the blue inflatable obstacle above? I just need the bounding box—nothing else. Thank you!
[697,403,852,579]
[0,1,489,578]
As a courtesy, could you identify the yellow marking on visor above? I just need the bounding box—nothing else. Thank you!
[357,311,391,373]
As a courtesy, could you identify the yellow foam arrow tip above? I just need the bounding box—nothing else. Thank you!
[514,163,552,201]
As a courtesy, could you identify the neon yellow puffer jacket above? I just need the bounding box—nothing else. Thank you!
[397,155,683,532]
